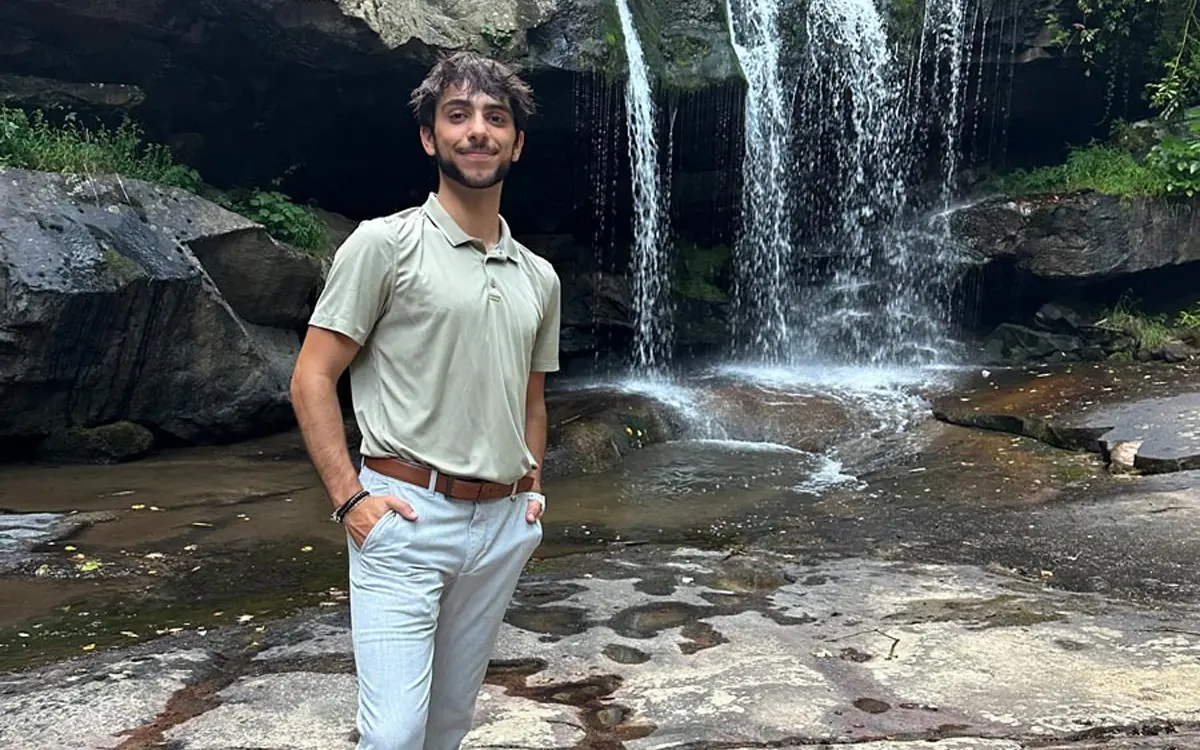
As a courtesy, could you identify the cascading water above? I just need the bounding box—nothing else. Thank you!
[724,0,983,367]
[615,0,673,371]
[724,0,795,361]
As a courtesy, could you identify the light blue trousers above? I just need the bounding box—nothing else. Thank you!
[348,464,543,750]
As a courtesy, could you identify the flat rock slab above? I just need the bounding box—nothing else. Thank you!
[5,551,1200,749]
[933,363,1200,473]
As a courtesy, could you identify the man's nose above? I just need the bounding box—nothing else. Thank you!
[466,112,489,139]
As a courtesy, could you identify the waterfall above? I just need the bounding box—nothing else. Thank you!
[724,0,795,362]
[724,0,980,367]
[615,0,673,371]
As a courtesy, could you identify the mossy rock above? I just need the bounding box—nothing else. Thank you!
[37,421,155,464]
[544,392,676,476]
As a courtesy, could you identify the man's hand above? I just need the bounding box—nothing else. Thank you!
[345,494,419,549]
[517,491,545,524]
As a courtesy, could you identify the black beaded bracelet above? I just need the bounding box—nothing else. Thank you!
[331,489,370,524]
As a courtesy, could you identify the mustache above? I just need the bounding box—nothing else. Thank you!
[456,145,498,155]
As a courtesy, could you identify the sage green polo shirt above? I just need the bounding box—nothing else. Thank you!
[308,193,561,484]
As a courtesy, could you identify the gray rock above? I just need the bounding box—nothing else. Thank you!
[35,421,155,464]
[949,193,1200,280]
[0,167,307,445]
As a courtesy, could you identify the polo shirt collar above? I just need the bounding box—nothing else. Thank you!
[422,193,519,262]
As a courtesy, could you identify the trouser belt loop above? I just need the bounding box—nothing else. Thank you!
[427,468,439,492]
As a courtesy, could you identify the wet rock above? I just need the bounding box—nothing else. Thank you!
[0,168,305,447]
[35,421,155,464]
[949,193,1200,280]
[544,390,675,476]
[933,364,1200,475]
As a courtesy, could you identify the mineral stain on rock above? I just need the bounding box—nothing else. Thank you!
[504,605,589,636]
[853,697,892,714]
[484,658,656,748]
[608,602,714,639]
[679,621,729,654]
[602,644,651,664]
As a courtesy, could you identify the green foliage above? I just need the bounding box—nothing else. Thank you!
[0,107,201,190]
[991,143,1170,195]
[214,189,328,254]
[1098,294,1174,350]
[673,243,730,302]
[0,106,329,255]
[1143,107,1200,194]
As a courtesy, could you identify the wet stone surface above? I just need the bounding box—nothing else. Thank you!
[3,363,1200,748]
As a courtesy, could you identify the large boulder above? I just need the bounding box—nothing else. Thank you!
[949,192,1200,279]
[0,167,320,448]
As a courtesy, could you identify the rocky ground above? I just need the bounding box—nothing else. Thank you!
[3,362,1200,750]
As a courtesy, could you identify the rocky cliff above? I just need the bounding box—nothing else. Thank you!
[0,167,323,460]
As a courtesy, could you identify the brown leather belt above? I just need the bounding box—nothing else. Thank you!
[363,456,535,501]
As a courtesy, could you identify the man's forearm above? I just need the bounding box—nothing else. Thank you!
[524,401,548,492]
[291,373,362,509]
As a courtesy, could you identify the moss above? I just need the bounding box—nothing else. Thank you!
[673,242,731,302]
[100,246,141,285]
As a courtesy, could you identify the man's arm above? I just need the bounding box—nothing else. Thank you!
[291,327,365,509]
[523,371,548,494]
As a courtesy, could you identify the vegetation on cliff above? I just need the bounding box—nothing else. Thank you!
[994,106,1200,197]
[0,107,329,255]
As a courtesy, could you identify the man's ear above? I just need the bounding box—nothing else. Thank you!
[512,130,525,162]
[420,126,436,157]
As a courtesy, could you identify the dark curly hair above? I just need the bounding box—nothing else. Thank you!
[410,51,537,133]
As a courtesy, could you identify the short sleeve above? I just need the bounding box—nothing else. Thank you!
[531,270,561,373]
[308,220,394,346]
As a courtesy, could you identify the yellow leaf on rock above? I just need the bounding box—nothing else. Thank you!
[81,643,96,651]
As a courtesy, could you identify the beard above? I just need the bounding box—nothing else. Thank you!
[434,142,513,190]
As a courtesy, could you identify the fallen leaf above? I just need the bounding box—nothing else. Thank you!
[120,631,139,638]
[191,522,214,528]
[237,614,254,624]
[300,545,313,553]
[63,545,77,552]
[81,643,96,651]
[183,544,198,552]
[79,560,101,572]
[131,504,146,510]
[144,552,165,560]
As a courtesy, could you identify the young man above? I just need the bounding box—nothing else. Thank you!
[289,52,561,749]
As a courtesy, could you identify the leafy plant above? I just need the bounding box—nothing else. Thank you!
[1048,0,1200,116]
[0,107,201,190]
[217,189,328,255]
[0,106,329,255]
[991,143,1170,196]
[1097,294,1173,350]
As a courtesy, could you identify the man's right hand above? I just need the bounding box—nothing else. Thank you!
[345,494,419,550]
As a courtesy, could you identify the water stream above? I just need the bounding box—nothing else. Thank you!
[724,0,795,361]
[723,0,983,367]
[615,0,673,370]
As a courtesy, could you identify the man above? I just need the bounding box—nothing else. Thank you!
[289,51,561,750]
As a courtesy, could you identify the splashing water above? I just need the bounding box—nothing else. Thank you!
[725,0,795,362]
[615,0,673,371]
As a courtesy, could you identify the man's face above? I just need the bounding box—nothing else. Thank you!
[421,84,524,190]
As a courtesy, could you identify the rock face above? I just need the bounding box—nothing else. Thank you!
[950,193,1200,280]
[0,167,322,453]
